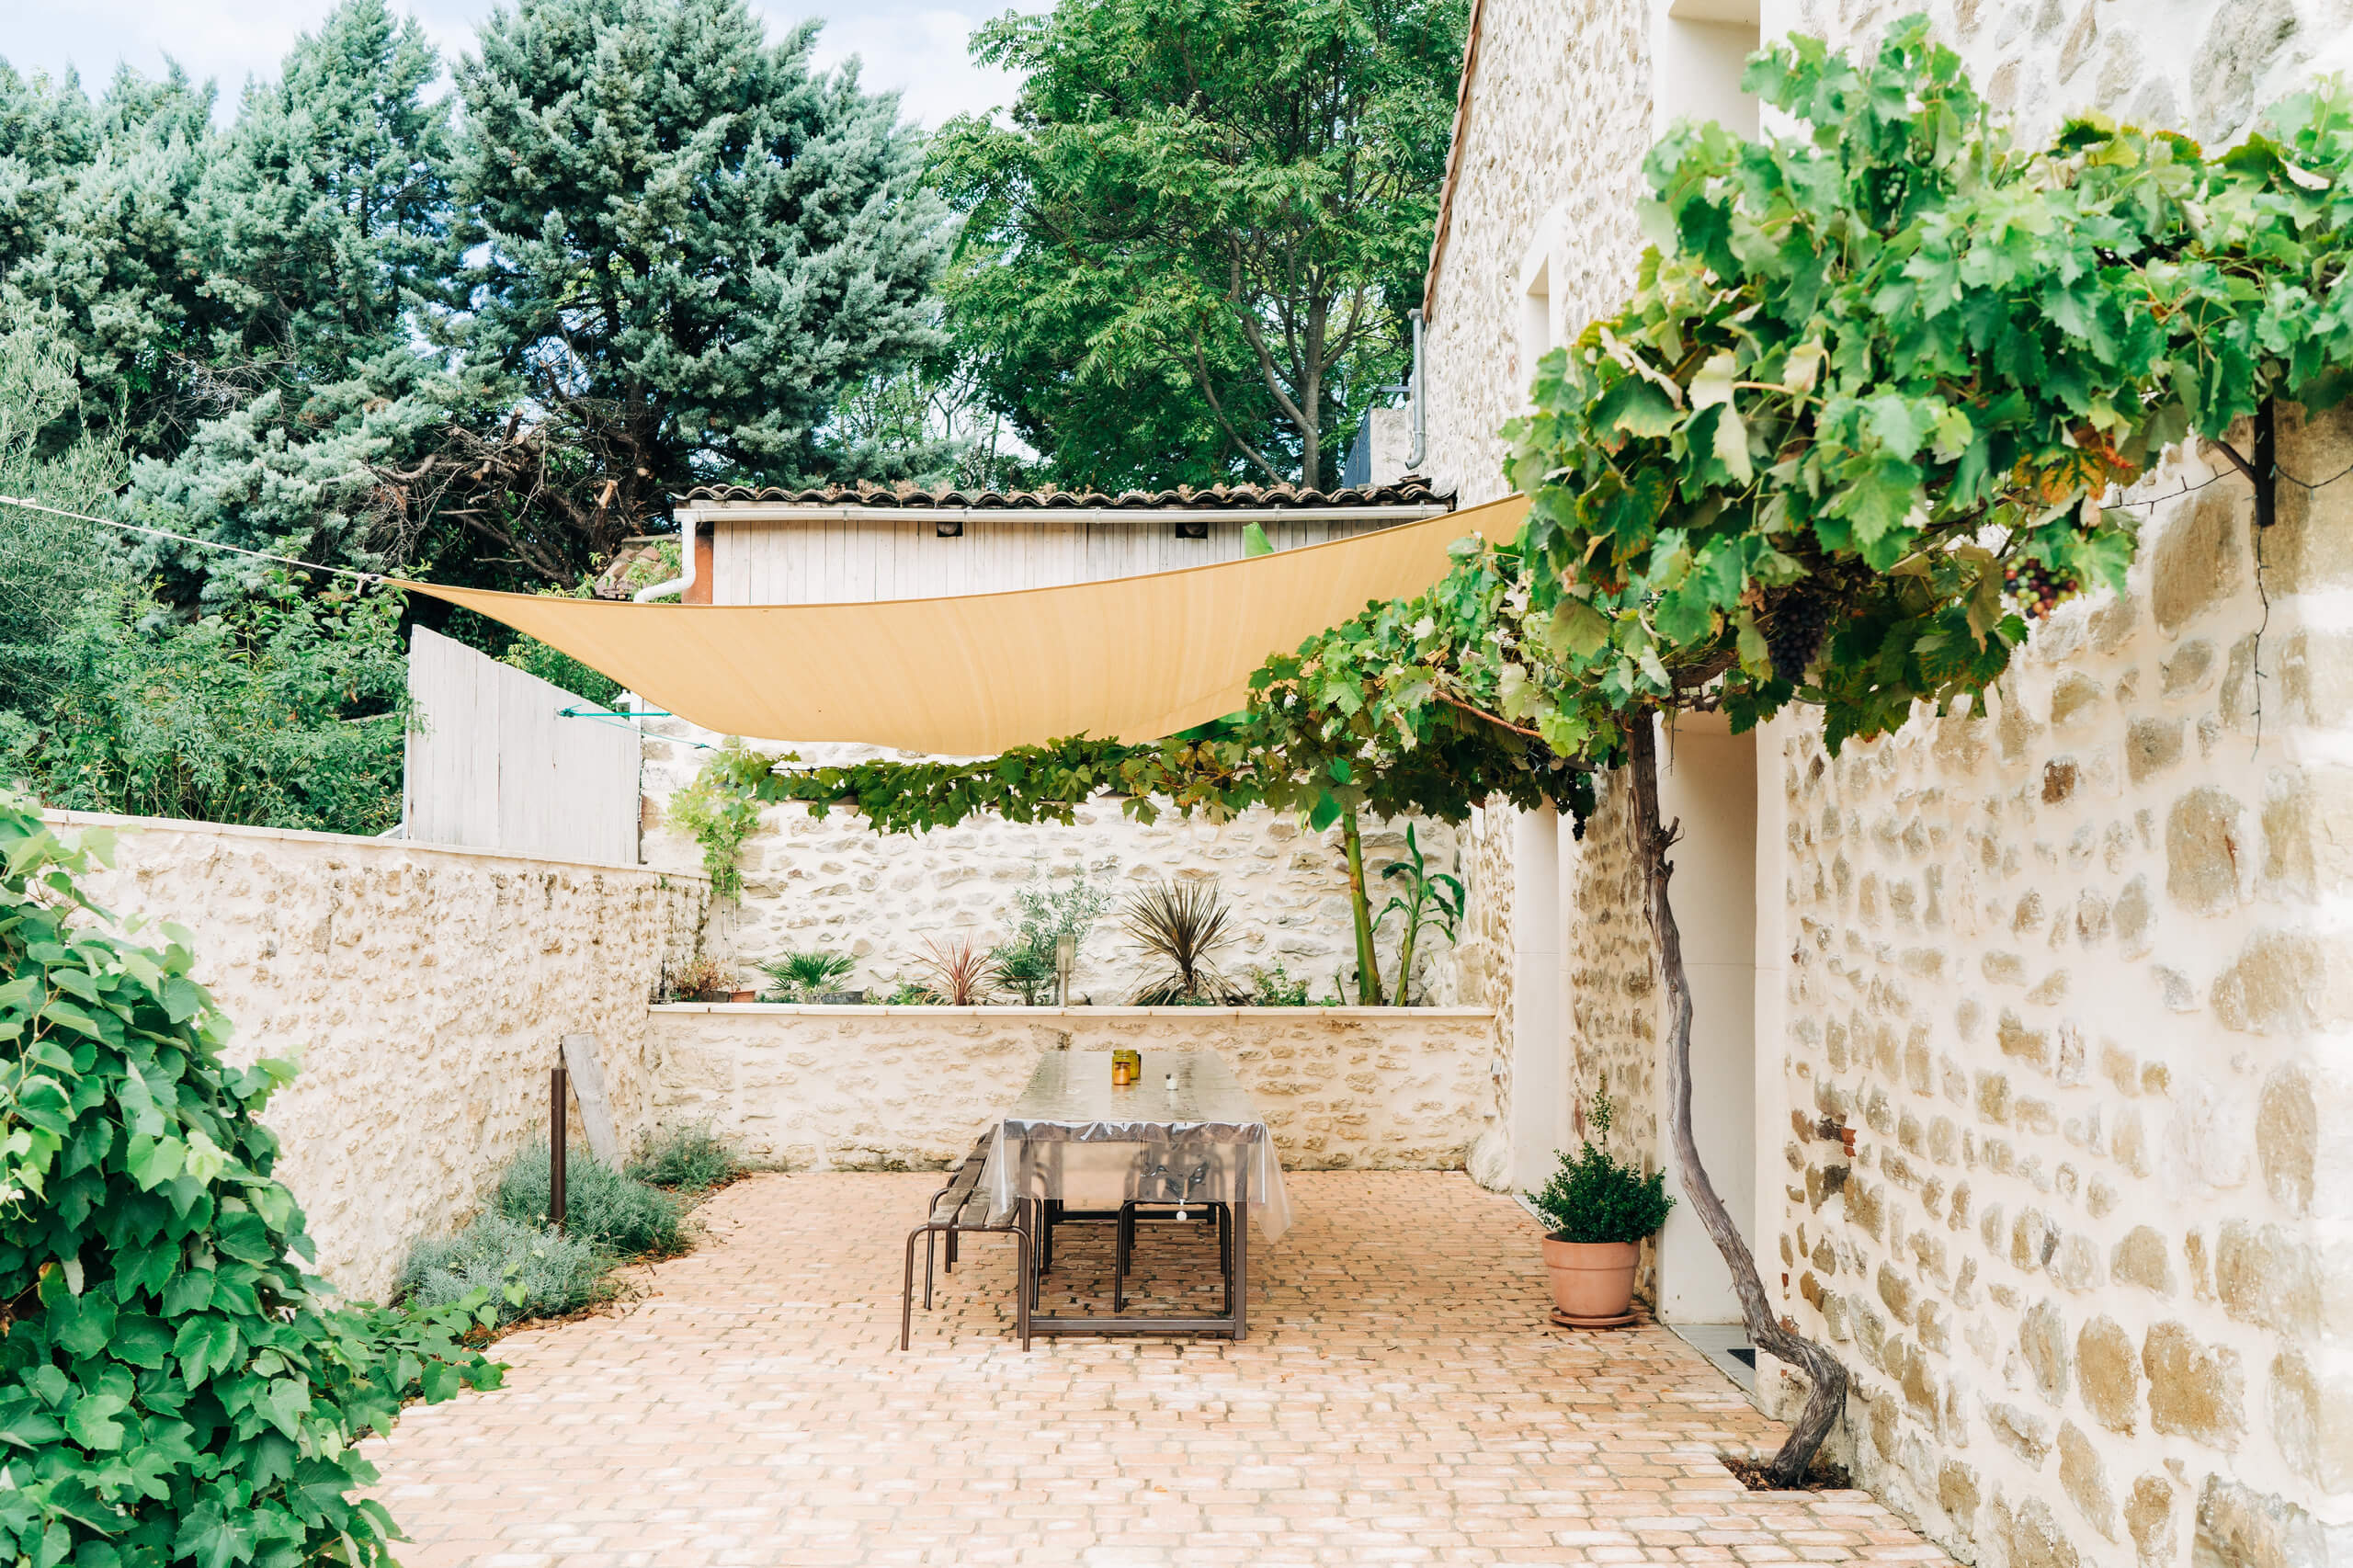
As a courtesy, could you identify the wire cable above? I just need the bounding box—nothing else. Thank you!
[0,494,386,585]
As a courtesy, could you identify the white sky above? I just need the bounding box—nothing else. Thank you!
[4,0,1037,128]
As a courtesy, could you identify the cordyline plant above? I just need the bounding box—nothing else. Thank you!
[0,798,504,1565]
[1487,17,2353,1483]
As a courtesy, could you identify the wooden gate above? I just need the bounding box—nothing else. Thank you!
[403,625,640,865]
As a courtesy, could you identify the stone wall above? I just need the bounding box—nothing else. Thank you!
[637,721,1468,1009]
[1769,0,2353,152]
[646,1005,1500,1174]
[1768,420,2353,1568]
[54,811,709,1301]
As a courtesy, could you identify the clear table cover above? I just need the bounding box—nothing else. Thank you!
[981,1050,1293,1241]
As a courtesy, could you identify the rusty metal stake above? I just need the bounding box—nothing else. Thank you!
[550,1064,569,1233]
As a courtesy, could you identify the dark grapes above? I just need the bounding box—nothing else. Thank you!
[1766,593,1829,684]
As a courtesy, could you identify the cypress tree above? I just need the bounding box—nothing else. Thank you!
[450,0,949,533]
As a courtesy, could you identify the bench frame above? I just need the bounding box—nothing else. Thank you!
[900,1131,1030,1351]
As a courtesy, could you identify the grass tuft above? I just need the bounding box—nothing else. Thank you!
[626,1120,747,1193]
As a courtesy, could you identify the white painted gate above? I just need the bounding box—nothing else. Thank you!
[404,624,640,866]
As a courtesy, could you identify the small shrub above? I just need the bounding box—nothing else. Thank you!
[670,954,733,1001]
[760,948,855,1001]
[1245,962,1313,1006]
[877,976,938,1005]
[1124,878,1236,1003]
[496,1147,687,1257]
[1529,1094,1675,1244]
[990,939,1057,1004]
[399,1211,609,1324]
[627,1121,746,1192]
[915,933,995,1005]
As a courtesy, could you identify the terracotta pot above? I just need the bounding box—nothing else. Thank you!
[1541,1237,1640,1323]
[730,990,758,1003]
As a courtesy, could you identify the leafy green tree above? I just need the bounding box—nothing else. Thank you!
[0,62,221,458]
[933,0,1465,489]
[193,0,451,381]
[445,0,949,571]
[1,575,409,835]
[0,802,504,1565]
[0,322,134,714]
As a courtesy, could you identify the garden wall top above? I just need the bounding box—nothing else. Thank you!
[651,1003,1495,1019]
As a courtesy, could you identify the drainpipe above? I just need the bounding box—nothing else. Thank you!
[1406,307,1427,472]
[633,510,699,602]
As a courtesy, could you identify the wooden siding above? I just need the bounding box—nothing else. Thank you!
[404,625,641,866]
[708,516,1402,605]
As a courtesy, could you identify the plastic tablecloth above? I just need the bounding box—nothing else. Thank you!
[980,1049,1293,1241]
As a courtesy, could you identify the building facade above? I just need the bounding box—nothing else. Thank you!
[1420,3,2353,1566]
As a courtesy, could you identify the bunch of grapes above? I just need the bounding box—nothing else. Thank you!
[2005,557,2080,619]
[1765,593,1831,685]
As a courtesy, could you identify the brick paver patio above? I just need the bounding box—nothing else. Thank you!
[364,1171,1950,1566]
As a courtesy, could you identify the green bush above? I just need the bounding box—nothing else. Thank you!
[0,798,502,1566]
[0,575,409,835]
[625,1122,745,1193]
[1528,1094,1675,1244]
[398,1212,610,1324]
[758,949,854,1002]
[494,1147,686,1257]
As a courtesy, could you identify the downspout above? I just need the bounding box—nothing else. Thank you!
[1406,307,1427,472]
[634,510,699,602]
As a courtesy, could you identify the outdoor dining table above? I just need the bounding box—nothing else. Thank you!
[978,1048,1293,1339]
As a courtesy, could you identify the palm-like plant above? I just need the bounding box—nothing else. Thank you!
[1123,878,1235,1004]
[916,933,996,1006]
[1377,824,1464,1006]
[759,949,856,1002]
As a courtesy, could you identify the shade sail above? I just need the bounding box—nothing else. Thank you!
[401,493,1529,756]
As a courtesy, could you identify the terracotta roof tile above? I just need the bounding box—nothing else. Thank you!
[676,476,1453,511]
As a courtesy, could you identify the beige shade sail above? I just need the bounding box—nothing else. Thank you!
[401,493,1529,756]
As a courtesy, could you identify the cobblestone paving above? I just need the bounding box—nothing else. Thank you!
[365,1171,1951,1566]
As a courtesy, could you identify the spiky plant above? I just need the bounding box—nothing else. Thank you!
[759,949,855,1001]
[1123,878,1235,1004]
[915,933,996,1006]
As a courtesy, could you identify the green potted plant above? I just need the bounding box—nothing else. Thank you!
[1528,1093,1673,1326]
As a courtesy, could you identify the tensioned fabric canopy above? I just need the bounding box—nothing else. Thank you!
[402,493,1529,756]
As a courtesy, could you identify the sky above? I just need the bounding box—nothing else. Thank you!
[3,0,1037,128]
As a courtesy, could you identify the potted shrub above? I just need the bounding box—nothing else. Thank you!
[673,956,733,1004]
[1528,1093,1674,1326]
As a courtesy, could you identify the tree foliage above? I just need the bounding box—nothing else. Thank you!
[1503,17,2353,756]
[932,0,1464,488]
[0,802,503,1566]
[444,0,949,571]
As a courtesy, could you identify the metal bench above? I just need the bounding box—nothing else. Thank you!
[900,1131,1030,1350]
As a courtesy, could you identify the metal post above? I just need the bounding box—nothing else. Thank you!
[550,1064,569,1233]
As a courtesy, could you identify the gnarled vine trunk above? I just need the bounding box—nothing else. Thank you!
[1627,717,1846,1486]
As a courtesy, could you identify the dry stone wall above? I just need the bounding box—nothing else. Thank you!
[645,1005,1499,1174]
[638,722,1467,1009]
[1768,417,2353,1568]
[1770,0,2353,153]
[54,812,708,1301]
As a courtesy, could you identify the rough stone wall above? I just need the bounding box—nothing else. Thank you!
[1771,0,2353,152]
[1420,0,1654,512]
[54,812,709,1301]
[1567,772,1660,1171]
[1768,413,2353,1568]
[638,722,1466,1008]
[647,1005,1500,1174]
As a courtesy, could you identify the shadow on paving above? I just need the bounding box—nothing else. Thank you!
[363,1169,1954,1567]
